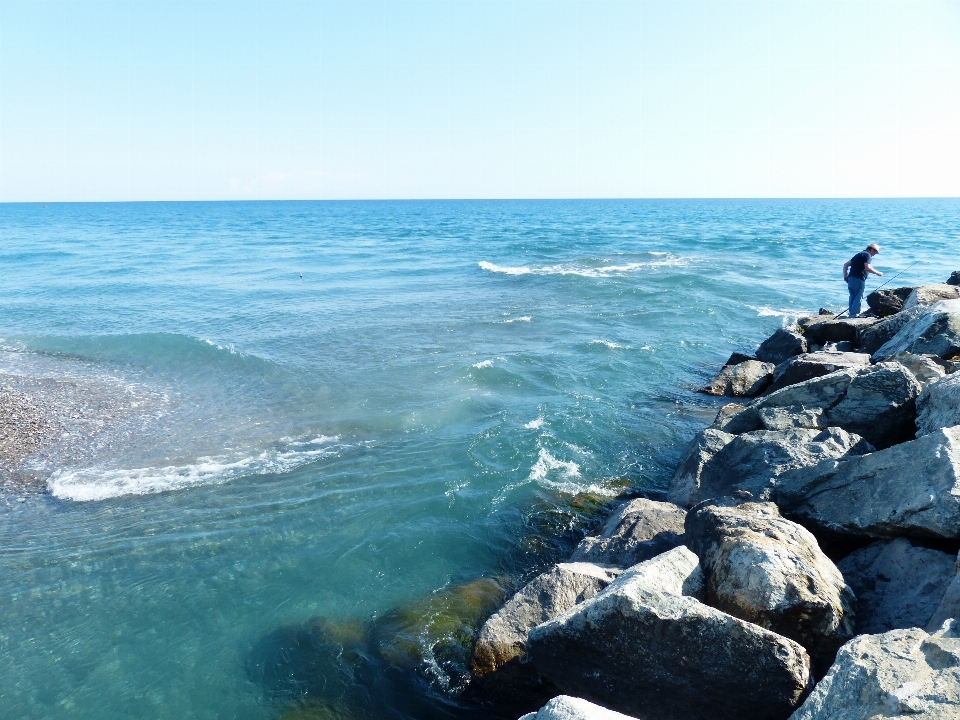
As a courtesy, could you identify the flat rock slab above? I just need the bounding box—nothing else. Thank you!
[769,352,871,392]
[774,426,960,541]
[696,427,873,503]
[902,284,960,311]
[836,539,956,635]
[571,498,686,568]
[788,620,960,720]
[686,501,855,672]
[527,547,813,720]
[916,372,960,437]
[472,563,620,677]
[757,328,808,365]
[518,696,640,720]
[874,299,960,361]
[699,359,775,397]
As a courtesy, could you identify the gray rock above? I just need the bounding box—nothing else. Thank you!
[916,372,960,437]
[891,352,948,386]
[571,498,686,568]
[757,328,809,365]
[867,286,915,318]
[668,428,735,508]
[686,501,855,671]
[709,403,748,431]
[700,359,775,397]
[768,352,871,392]
[774,426,960,541]
[859,307,921,355]
[788,620,960,720]
[518,696,639,720]
[726,363,920,449]
[874,299,960,361]
[837,539,957,634]
[472,563,620,678]
[697,427,874,503]
[928,557,960,632]
[527,546,813,720]
[758,406,826,431]
[902,284,960,311]
[800,317,878,346]
[948,271,960,287]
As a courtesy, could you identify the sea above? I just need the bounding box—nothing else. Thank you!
[1,199,957,719]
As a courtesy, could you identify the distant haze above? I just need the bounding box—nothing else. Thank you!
[2,0,959,201]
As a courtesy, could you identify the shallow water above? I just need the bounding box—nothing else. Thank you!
[1,199,957,718]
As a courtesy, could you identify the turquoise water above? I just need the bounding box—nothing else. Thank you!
[1,199,957,719]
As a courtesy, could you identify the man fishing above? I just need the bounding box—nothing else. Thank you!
[843,243,883,318]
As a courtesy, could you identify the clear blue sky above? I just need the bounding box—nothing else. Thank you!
[2,0,959,201]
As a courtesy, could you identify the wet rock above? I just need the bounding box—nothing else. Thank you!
[788,620,960,720]
[686,501,855,672]
[699,359,775,397]
[867,286,914,318]
[800,317,878,347]
[768,352,871,392]
[757,328,808,365]
[696,427,873,503]
[571,498,686,567]
[668,428,735,508]
[774,426,960,541]
[890,352,947,386]
[948,271,960,286]
[471,563,619,678]
[836,539,956,634]
[518,695,639,720]
[527,547,813,720]
[915,372,960,437]
[873,299,960,361]
[902,283,960,311]
[726,363,920,449]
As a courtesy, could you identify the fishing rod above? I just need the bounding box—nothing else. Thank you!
[832,260,920,320]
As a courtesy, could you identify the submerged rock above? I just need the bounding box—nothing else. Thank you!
[774,426,960,541]
[699,359,775,397]
[768,351,871,392]
[788,620,960,720]
[695,427,873,503]
[836,539,956,634]
[471,563,619,678]
[757,328,808,365]
[518,695,639,720]
[915,372,960,437]
[686,501,855,672]
[867,286,914,318]
[668,428,735,508]
[527,547,813,720]
[873,299,960,361]
[571,498,686,567]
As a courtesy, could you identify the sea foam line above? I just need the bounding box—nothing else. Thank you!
[479,257,688,278]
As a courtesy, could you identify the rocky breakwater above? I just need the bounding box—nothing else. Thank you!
[480,271,960,720]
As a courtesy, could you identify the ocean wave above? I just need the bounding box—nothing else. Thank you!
[591,339,624,349]
[501,316,531,323]
[479,256,689,278]
[747,305,813,325]
[472,360,494,369]
[524,417,544,430]
[528,448,581,483]
[48,435,342,502]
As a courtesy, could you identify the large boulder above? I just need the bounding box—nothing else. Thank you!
[902,283,960,311]
[867,286,914,318]
[858,307,921,355]
[774,426,960,541]
[873,299,960,361]
[768,352,871,392]
[668,428,735,508]
[889,352,947,386]
[788,621,960,720]
[472,563,620,679]
[799,317,878,346]
[724,363,921,449]
[928,556,960,632]
[571,498,686,567]
[757,328,808,365]
[696,427,874,503]
[518,696,639,720]
[686,501,855,672]
[836,539,957,634]
[916,372,960,437]
[527,547,813,720]
[948,271,960,286]
[699,359,775,397]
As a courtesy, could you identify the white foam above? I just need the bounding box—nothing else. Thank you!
[48,435,342,502]
[502,316,531,323]
[472,360,494,369]
[592,339,624,349]
[747,305,812,325]
[524,417,544,430]
[528,448,581,483]
[479,256,688,278]
[478,261,533,275]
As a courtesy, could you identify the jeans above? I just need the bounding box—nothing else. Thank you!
[848,277,866,318]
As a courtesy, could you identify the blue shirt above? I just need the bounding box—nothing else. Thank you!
[849,251,871,281]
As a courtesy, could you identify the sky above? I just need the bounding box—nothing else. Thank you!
[2,0,959,201]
